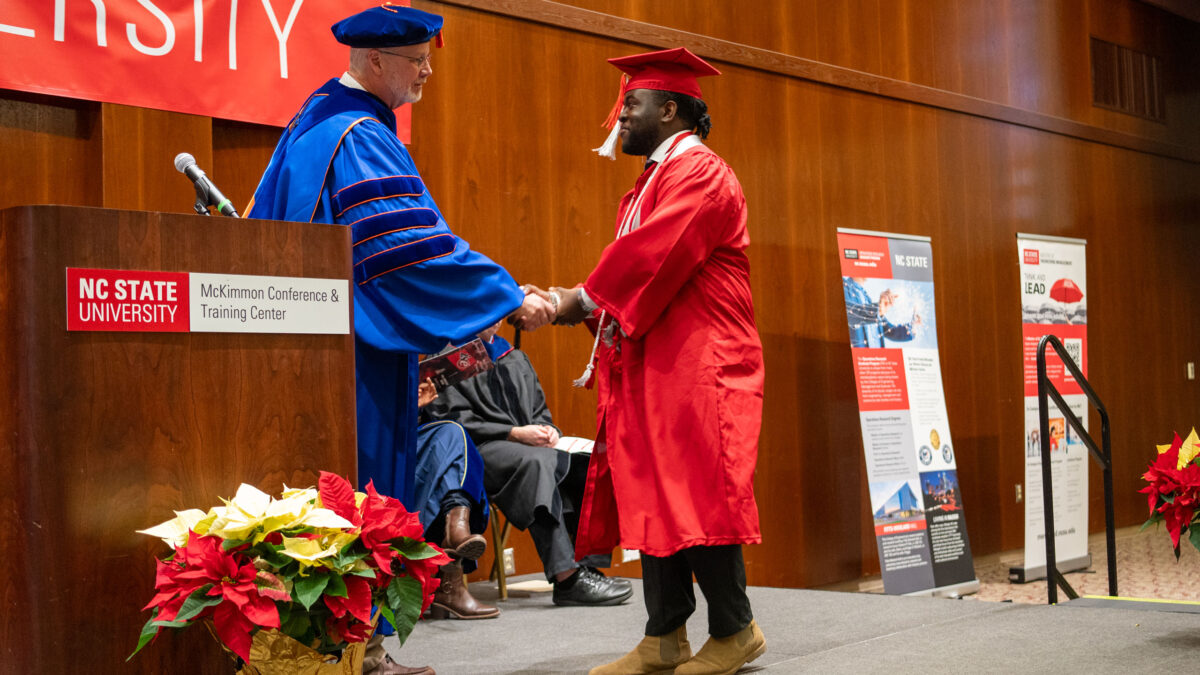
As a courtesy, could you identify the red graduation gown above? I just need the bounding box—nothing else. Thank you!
[576,142,763,558]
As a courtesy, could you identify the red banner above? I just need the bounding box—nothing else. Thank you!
[0,0,410,137]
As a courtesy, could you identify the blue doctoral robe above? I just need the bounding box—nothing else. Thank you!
[247,78,524,508]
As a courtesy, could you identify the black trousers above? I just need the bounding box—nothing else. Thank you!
[641,544,753,639]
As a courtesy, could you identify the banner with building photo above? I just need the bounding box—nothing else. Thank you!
[1016,234,1090,577]
[837,229,977,596]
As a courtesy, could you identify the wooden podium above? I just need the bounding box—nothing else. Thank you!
[0,206,357,673]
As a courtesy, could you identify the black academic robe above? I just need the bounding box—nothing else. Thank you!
[425,349,574,531]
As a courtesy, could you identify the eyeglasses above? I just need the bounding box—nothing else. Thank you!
[377,49,432,69]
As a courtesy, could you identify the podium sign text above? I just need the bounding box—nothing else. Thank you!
[67,267,350,334]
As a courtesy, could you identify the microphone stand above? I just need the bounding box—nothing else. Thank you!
[192,184,213,216]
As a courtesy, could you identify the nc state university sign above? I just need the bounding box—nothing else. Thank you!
[0,0,411,134]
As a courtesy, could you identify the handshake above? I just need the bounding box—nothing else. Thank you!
[505,284,591,332]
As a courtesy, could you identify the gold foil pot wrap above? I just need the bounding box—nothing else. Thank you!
[234,629,365,675]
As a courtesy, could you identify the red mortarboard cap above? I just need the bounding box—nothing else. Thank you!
[607,47,720,100]
[593,47,719,160]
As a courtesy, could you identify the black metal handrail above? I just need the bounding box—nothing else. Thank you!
[1036,334,1116,604]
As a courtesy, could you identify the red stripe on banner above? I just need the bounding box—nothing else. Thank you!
[1022,323,1088,397]
[0,0,413,140]
[852,348,910,411]
[874,519,928,536]
[837,232,894,279]
[66,268,190,332]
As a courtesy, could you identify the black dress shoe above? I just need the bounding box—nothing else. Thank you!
[586,566,634,593]
[552,567,634,606]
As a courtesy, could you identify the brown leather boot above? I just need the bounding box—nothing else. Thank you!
[441,506,487,560]
[674,620,766,675]
[588,625,691,675]
[428,561,500,620]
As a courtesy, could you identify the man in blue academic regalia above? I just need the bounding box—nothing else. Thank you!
[247,5,554,674]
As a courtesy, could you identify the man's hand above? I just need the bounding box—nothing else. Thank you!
[550,286,589,326]
[417,378,438,408]
[507,424,558,447]
[507,291,555,331]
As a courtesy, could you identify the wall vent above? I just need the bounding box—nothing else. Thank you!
[1090,37,1165,122]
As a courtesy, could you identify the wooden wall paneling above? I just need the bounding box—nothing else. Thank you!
[100,103,212,213]
[435,0,1200,162]
[212,119,282,215]
[737,70,854,587]
[0,92,102,211]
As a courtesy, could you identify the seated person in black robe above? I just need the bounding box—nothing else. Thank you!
[413,379,500,621]
[423,322,633,606]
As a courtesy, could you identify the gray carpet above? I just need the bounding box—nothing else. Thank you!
[382,575,1200,674]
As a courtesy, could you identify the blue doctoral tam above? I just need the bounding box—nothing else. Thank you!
[332,3,443,48]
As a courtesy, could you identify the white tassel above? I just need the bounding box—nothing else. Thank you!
[572,362,595,388]
[573,310,606,387]
[592,124,620,160]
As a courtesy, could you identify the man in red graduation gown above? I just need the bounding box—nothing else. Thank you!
[545,47,767,675]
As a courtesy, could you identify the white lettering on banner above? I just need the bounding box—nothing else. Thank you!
[260,0,303,79]
[55,0,109,46]
[894,254,929,268]
[126,0,174,56]
[193,0,203,62]
[228,0,239,69]
[0,21,35,38]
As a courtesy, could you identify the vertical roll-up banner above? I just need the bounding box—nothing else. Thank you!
[837,229,979,596]
[1013,234,1090,582]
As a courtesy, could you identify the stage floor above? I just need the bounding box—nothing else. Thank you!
[384,574,1200,674]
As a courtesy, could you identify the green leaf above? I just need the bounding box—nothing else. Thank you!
[332,547,369,568]
[127,609,162,660]
[378,603,397,631]
[176,585,221,622]
[393,538,442,561]
[280,610,315,645]
[148,585,223,629]
[348,567,377,579]
[294,572,332,610]
[387,575,424,645]
[261,547,296,570]
[324,572,348,599]
[1189,526,1200,556]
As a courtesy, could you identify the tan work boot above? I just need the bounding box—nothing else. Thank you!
[674,620,765,675]
[588,625,692,675]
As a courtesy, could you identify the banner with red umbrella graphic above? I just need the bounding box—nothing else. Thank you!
[1016,234,1089,578]
[1050,278,1084,304]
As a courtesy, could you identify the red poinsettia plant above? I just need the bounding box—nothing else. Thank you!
[1140,429,1200,558]
[130,472,449,663]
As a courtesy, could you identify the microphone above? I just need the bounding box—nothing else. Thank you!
[174,153,239,217]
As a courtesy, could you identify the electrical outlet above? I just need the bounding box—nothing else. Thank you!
[621,548,641,563]
[502,548,515,576]
[1015,483,1023,503]
[1188,362,1195,380]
